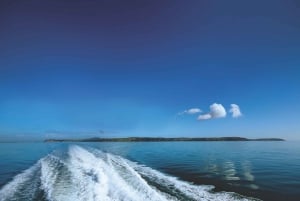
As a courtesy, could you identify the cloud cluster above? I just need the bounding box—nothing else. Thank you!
[180,103,242,121]
[178,108,202,115]
[197,103,226,120]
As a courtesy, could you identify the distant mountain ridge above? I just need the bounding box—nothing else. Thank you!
[44,137,285,142]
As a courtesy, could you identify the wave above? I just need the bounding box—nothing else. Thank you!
[0,145,260,201]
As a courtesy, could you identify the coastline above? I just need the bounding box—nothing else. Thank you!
[44,137,285,142]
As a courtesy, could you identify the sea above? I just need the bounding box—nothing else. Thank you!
[0,141,299,201]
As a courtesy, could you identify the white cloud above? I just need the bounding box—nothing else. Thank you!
[180,103,242,121]
[197,113,212,120]
[210,103,227,118]
[197,103,226,120]
[186,108,202,114]
[229,104,242,118]
[178,108,202,115]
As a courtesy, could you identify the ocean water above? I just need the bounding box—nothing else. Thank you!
[0,142,299,201]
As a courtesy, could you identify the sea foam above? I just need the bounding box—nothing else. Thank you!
[0,145,260,201]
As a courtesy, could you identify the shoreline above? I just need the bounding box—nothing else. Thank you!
[44,137,285,142]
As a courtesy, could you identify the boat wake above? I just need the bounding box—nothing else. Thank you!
[0,145,259,201]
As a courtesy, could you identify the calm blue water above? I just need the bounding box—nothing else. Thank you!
[0,141,299,201]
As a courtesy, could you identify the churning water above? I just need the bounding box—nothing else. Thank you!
[0,142,299,201]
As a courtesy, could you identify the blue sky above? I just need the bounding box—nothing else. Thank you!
[1,0,300,140]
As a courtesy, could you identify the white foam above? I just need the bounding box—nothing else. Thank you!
[40,155,73,201]
[0,162,40,201]
[0,145,261,201]
[66,145,172,201]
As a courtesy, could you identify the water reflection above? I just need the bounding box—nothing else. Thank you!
[242,161,255,181]
[222,161,240,181]
[204,159,258,189]
[207,163,218,174]
[205,157,220,175]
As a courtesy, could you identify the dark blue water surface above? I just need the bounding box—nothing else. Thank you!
[0,141,299,201]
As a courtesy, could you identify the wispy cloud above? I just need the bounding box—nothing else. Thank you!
[197,103,226,120]
[197,113,212,120]
[178,108,202,115]
[229,104,242,118]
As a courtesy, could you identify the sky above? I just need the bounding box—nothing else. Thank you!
[0,0,300,141]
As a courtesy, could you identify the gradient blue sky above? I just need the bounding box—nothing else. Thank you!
[1,0,300,141]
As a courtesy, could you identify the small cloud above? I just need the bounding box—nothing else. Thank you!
[186,108,202,114]
[229,104,242,118]
[178,108,202,115]
[198,103,226,120]
[197,113,212,120]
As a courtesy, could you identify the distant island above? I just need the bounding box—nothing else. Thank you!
[44,137,285,142]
